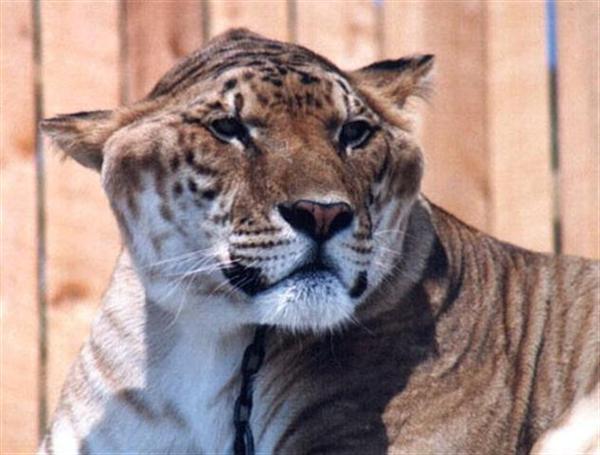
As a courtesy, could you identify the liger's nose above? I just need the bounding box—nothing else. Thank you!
[278,200,354,241]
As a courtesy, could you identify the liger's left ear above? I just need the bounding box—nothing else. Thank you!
[351,54,435,109]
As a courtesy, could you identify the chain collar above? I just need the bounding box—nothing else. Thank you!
[234,325,267,455]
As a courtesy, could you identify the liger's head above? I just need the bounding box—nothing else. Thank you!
[42,29,434,333]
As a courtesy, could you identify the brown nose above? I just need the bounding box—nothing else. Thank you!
[278,200,354,241]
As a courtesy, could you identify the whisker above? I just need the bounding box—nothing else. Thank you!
[347,313,376,337]
[140,247,218,270]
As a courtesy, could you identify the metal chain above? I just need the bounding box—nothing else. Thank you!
[234,325,267,455]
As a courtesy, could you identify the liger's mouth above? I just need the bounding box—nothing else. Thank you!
[222,259,339,297]
[292,260,332,277]
[221,261,265,296]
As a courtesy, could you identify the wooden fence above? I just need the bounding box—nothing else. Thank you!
[1,1,598,452]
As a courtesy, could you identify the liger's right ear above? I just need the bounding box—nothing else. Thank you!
[40,109,121,171]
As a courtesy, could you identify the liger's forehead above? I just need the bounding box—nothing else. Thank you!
[151,38,374,121]
[208,71,349,120]
[148,34,346,100]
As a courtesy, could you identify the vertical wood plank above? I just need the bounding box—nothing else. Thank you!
[384,1,489,232]
[209,0,288,41]
[124,0,205,102]
[412,2,489,233]
[0,3,39,452]
[384,2,490,232]
[296,0,378,68]
[386,2,553,251]
[486,2,553,252]
[557,1,599,258]
[40,0,122,413]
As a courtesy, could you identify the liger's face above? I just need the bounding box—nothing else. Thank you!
[45,30,432,332]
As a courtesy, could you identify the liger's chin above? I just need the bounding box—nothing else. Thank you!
[252,269,356,333]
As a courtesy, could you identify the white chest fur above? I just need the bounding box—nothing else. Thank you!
[153,317,289,454]
[151,316,255,454]
[46,259,293,454]
[73,307,260,454]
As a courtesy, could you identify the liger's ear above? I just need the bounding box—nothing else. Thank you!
[40,109,121,171]
[351,54,435,109]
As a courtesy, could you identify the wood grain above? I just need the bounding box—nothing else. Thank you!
[40,0,122,413]
[209,0,289,41]
[124,0,205,102]
[382,1,425,58]
[557,1,599,258]
[486,2,553,252]
[0,2,40,452]
[296,0,378,69]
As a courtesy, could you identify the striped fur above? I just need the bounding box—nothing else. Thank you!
[40,29,598,454]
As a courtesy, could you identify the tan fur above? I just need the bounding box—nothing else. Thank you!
[40,29,599,454]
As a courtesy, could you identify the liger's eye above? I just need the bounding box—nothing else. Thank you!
[209,117,248,143]
[339,120,374,149]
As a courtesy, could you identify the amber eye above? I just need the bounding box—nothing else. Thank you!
[339,120,373,149]
[209,117,248,143]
